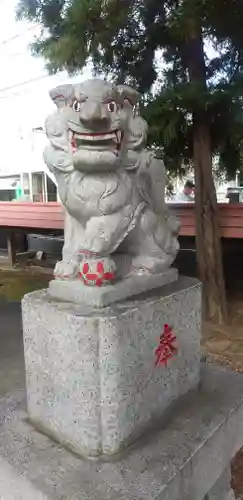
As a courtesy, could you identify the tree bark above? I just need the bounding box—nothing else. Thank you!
[184,17,227,323]
[193,120,227,322]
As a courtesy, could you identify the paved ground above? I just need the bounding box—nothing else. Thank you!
[0,301,25,397]
[203,292,243,373]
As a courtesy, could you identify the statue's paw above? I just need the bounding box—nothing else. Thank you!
[130,256,170,275]
[54,261,78,280]
[79,257,116,286]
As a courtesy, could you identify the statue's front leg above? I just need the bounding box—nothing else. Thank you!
[148,157,167,214]
[54,211,83,279]
[137,155,167,214]
[124,209,179,275]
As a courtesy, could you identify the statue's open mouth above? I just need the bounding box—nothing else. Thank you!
[69,129,123,156]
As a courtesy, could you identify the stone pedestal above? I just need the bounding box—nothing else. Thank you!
[0,365,240,500]
[22,276,201,458]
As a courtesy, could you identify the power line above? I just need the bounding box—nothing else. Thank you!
[0,70,68,100]
[0,67,91,101]
[0,91,33,100]
[0,86,48,101]
[0,74,52,96]
[0,89,37,100]
[1,50,26,59]
[0,26,37,48]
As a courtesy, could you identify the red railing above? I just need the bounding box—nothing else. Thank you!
[168,203,243,239]
[0,201,243,238]
[0,202,64,230]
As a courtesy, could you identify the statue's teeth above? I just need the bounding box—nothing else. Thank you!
[71,135,77,151]
[116,130,122,143]
[75,132,118,141]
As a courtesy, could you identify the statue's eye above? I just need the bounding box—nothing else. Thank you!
[73,100,81,112]
[123,98,136,114]
[107,101,117,113]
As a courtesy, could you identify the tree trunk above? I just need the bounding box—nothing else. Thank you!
[193,121,227,322]
[184,17,227,323]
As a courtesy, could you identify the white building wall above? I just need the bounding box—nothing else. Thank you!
[0,129,56,185]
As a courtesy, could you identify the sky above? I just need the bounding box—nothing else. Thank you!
[0,0,92,137]
[0,1,217,139]
[0,0,220,179]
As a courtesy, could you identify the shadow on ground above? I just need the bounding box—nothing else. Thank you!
[0,271,50,398]
[0,301,24,397]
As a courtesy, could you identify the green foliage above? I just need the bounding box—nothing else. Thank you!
[145,77,243,179]
[16,0,243,177]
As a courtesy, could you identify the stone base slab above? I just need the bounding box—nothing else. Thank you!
[49,267,178,307]
[0,365,240,499]
[22,276,201,458]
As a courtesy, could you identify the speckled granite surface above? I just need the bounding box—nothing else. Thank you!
[0,365,241,499]
[49,267,178,307]
[22,276,201,458]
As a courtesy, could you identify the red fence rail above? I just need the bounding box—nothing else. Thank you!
[0,201,242,238]
[0,202,64,230]
[168,203,243,239]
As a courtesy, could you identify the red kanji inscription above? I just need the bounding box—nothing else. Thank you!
[155,324,177,367]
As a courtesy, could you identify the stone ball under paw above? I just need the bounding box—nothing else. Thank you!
[79,257,116,286]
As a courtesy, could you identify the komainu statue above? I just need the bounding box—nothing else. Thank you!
[44,79,179,286]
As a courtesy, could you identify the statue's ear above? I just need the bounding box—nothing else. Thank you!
[117,85,141,107]
[49,84,75,108]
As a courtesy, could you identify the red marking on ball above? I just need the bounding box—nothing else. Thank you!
[82,263,89,274]
[79,260,115,286]
[97,261,104,274]
[103,272,115,280]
